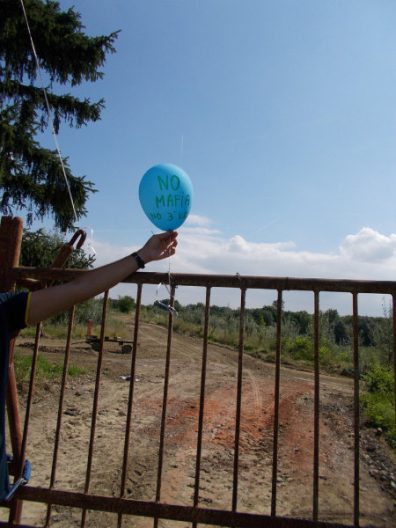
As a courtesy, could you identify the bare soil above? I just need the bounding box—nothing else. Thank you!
[2,321,395,527]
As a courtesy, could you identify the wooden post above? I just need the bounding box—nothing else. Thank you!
[86,318,93,337]
[0,216,24,524]
[0,216,23,290]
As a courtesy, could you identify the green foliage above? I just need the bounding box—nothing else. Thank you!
[334,320,349,345]
[48,297,103,326]
[138,300,394,370]
[363,364,394,395]
[19,225,100,327]
[362,364,396,446]
[14,351,86,383]
[111,295,136,313]
[287,335,313,361]
[288,311,312,335]
[21,227,95,268]
[0,0,118,230]
[20,227,97,326]
[319,344,334,367]
[358,317,376,347]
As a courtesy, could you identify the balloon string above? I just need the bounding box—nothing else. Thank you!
[154,244,177,317]
[165,257,177,316]
[168,256,175,312]
[180,134,184,165]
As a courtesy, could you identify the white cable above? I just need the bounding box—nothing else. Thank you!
[19,0,78,224]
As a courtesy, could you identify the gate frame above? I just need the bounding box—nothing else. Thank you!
[1,216,395,528]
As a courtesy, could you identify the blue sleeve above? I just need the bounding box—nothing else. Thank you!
[0,292,30,333]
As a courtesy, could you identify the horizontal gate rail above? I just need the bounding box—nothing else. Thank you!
[12,487,353,528]
[10,266,396,294]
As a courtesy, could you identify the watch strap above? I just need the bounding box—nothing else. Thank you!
[131,252,145,269]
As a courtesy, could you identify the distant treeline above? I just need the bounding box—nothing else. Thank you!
[150,299,393,363]
[47,295,394,368]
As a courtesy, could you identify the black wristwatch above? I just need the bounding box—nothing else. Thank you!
[131,252,146,269]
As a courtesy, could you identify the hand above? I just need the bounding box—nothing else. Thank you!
[138,231,178,264]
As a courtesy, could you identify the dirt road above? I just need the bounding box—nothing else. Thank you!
[2,322,395,527]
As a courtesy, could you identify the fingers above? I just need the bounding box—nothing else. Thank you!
[141,231,178,263]
[162,239,177,256]
[157,230,178,240]
[157,231,178,250]
[163,246,176,258]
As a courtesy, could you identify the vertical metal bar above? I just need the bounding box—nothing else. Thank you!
[232,288,246,513]
[393,295,396,428]
[192,287,211,526]
[313,290,320,521]
[352,292,360,527]
[19,322,41,468]
[5,341,24,525]
[117,284,143,528]
[153,286,175,528]
[80,291,109,528]
[271,290,283,517]
[45,306,75,527]
[6,338,23,467]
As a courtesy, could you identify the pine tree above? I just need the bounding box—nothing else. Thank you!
[0,0,119,230]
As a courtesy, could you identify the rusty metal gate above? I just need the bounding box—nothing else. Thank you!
[1,217,395,527]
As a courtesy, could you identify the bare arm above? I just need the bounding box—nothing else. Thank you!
[27,231,178,325]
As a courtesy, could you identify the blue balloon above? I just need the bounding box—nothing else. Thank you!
[139,163,193,231]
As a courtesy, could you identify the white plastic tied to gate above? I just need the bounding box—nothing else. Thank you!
[155,282,178,317]
[82,226,96,258]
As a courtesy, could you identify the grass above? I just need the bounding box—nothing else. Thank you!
[14,350,86,383]
[19,322,88,340]
[19,319,131,341]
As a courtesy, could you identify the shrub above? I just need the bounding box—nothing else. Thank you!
[363,363,393,395]
[112,295,135,313]
[47,297,103,326]
[361,364,395,446]
[288,336,313,361]
[319,344,333,367]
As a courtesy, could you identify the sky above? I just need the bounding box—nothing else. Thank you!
[22,0,396,314]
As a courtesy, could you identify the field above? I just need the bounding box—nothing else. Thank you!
[2,318,396,527]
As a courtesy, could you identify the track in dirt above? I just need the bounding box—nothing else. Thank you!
[2,322,395,527]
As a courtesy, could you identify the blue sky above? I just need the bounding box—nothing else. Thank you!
[25,0,396,312]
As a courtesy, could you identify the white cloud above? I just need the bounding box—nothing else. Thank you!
[173,226,396,282]
[340,227,396,261]
[185,214,212,227]
[87,239,135,267]
[87,224,396,314]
